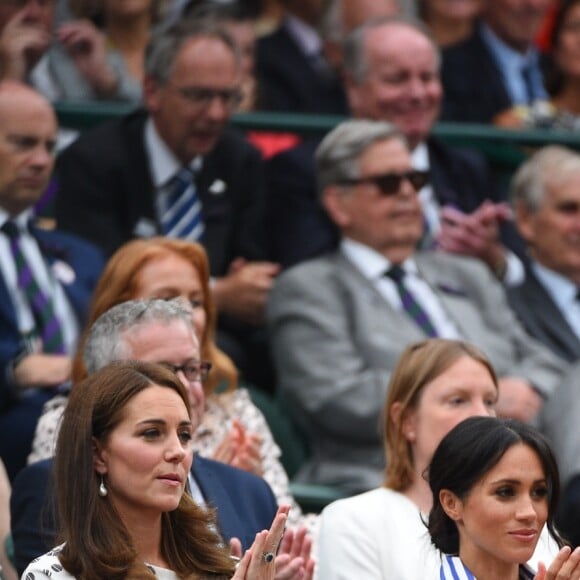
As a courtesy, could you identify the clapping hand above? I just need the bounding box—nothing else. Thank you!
[535,546,580,579]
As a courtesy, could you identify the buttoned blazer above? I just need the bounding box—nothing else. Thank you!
[0,227,104,410]
[54,109,267,275]
[508,266,580,364]
[10,455,278,575]
[440,23,512,123]
[267,250,566,491]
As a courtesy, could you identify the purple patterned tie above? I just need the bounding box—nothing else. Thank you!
[2,220,66,353]
[386,265,438,338]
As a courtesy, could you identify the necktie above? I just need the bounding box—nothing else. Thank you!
[2,220,65,353]
[385,265,438,338]
[162,166,204,241]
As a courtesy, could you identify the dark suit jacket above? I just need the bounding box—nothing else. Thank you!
[10,455,278,575]
[508,265,580,363]
[54,109,267,275]
[265,135,520,269]
[441,23,512,124]
[0,226,104,410]
[255,19,348,115]
[0,226,103,481]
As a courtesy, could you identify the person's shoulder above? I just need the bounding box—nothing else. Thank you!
[274,252,340,288]
[194,454,271,490]
[442,23,485,60]
[34,227,104,259]
[58,109,147,158]
[22,544,72,579]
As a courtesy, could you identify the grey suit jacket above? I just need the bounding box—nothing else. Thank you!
[267,250,566,492]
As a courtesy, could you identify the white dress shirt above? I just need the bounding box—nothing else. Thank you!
[341,238,461,339]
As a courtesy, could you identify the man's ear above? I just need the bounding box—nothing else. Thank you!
[143,75,162,114]
[322,185,351,229]
[439,489,463,522]
[92,437,108,475]
[514,200,535,243]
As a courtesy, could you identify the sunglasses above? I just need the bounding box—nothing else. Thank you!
[339,169,430,195]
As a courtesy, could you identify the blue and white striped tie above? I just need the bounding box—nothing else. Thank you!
[162,166,204,241]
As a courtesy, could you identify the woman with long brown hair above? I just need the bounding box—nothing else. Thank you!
[22,360,287,579]
[29,237,309,529]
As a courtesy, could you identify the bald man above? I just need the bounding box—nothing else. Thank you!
[0,81,104,481]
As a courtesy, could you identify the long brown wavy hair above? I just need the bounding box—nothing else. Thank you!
[72,237,238,395]
[55,360,235,579]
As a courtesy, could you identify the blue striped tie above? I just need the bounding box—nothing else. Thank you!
[162,166,204,241]
[386,265,438,338]
[2,220,66,354]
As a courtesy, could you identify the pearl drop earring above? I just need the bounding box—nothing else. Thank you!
[98,475,108,497]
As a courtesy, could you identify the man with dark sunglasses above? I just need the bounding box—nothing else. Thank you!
[267,119,566,494]
[266,16,524,284]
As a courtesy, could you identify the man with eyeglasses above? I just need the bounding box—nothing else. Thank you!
[11,299,314,578]
[54,18,280,392]
[267,119,566,493]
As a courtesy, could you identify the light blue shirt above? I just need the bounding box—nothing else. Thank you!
[533,261,580,338]
[480,23,546,105]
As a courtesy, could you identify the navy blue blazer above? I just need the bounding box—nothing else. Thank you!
[0,226,104,410]
[264,135,520,269]
[10,455,278,575]
[441,23,549,124]
[255,19,348,115]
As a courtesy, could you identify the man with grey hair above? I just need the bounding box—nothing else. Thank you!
[506,146,580,547]
[507,145,580,363]
[267,118,566,492]
[54,18,280,391]
[12,298,315,578]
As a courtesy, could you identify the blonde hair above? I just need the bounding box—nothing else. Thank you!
[383,338,498,491]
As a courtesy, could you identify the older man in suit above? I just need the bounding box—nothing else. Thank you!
[441,0,551,123]
[11,299,313,578]
[267,119,566,493]
[506,145,580,546]
[0,81,104,481]
[54,19,280,391]
[266,16,523,283]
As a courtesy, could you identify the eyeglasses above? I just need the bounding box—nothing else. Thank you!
[160,360,212,382]
[339,169,430,195]
[169,83,243,111]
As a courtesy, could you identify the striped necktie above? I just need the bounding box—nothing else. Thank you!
[162,166,204,241]
[385,265,438,338]
[2,220,65,354]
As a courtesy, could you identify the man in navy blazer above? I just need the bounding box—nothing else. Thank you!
[11,300,311,577]
[10,455,278,576]
[266,16,523,279]
[0,81,104,481]
[255,0,348,114]
[441,0,551,124]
